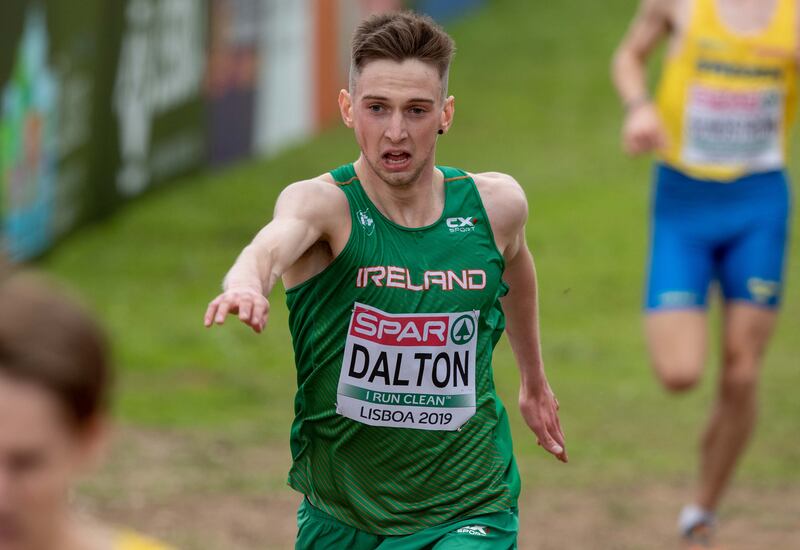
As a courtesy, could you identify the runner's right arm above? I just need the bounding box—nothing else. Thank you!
[203,177,344,333]
[611,0,673,155]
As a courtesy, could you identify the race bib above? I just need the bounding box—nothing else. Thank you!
[336,303,478,431]
[682,85,784,170]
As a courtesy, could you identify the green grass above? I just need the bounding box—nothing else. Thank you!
[41,0,800,490]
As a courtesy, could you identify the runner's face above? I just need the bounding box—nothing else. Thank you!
[344,59,453,187]
[0,375,95,550]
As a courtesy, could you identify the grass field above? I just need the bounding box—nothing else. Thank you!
[39,0,800,548]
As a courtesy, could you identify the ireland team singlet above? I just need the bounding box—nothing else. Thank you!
[285,164,521,535]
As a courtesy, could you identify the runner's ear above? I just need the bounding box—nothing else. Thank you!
[339,89,354,128]
[439,95,455,134]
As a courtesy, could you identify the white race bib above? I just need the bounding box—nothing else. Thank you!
[336,303,478,431]
[682,85,784,171]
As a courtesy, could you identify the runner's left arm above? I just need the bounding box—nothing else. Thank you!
[479,172,567,463]
[501,226,568,463]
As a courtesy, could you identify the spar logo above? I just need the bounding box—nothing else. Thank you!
[351,305,449,346]
[450,315,476,345]
[446,216,478,233]
[337,303,479,430]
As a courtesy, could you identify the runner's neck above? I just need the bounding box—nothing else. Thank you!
[714,0,779,36]
[353,157,446,229]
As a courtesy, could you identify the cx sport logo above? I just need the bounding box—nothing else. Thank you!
[446,216,478,233]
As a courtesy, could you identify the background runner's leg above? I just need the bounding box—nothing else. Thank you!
[696,303,777,511]
[645,311,707,392]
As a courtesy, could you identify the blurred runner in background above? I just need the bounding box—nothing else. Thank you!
[612,0,796,547]
[0,264,173,550]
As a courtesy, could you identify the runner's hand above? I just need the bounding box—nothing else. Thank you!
[622,102,667,156]
[204,287,269,333]
[519,383,568,463]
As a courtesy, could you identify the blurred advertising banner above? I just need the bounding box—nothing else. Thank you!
[207,0,261,166]
[0,1,122,261]
[412,0,485,22]
[1,0,476,261]
[254,0,365,157]
[113,0,207,197]
[254,0,314,156]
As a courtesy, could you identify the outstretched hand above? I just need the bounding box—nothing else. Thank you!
[204,287,269,333]
[519,383,568,463]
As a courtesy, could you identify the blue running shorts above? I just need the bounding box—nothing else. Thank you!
[646,163,791,311]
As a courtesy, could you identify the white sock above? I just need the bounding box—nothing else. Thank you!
[678,504,716,535]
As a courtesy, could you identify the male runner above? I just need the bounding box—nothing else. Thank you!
[612,0,796,546]
[204,11,566,549]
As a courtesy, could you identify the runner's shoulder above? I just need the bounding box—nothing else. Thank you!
[275,173,349,219]
[470,171,528,230]
[638,0,682,25]
[471,171,526,198]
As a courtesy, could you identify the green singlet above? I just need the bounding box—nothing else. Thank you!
[286,164,521,536]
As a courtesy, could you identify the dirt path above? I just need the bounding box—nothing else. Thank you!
[78,427,800,549]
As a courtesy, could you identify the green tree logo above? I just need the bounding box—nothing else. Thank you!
[450,315,476,345]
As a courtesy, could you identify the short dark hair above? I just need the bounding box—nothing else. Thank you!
[350,11,456,97]
[0,272,111,431]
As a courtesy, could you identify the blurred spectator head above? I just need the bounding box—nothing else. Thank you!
[0,267,111,548]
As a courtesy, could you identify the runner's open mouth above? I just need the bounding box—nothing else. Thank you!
[383,152,411,165]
